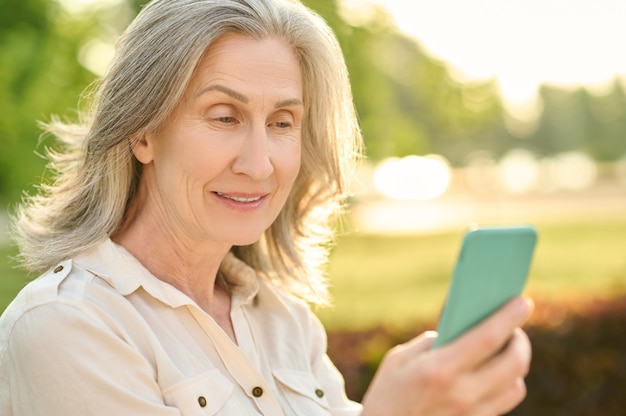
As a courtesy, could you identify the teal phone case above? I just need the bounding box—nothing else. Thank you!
[433,225,537,348]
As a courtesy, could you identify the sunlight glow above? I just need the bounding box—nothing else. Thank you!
[546,152,597,192]
[499,149,540,194]
[615,156,626,187]
[348,0,626,109]
[373,155,452,200]
[78,39,115,76]
[463,152,500,194]
[463,150,598,195]
[58,0,123,13]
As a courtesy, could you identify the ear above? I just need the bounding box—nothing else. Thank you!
[130,131,156,164]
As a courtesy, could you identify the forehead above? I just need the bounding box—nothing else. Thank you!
[188,33,303,95]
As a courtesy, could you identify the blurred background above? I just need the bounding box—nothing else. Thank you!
[1,0,625,413]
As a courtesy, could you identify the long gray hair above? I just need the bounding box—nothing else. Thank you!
[11,0,362,304]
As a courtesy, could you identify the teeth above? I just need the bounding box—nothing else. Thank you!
[216,192,261,202]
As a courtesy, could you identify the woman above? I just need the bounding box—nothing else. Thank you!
[0,0,532,414]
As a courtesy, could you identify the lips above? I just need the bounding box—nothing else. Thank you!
[215,191,263,203]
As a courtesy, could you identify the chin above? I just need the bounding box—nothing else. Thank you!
[227,231,266,247]
[210,220,274,247]
[231,238,260,247]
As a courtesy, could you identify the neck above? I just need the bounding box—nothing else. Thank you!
[112,189,238,343]
[112,204,231,308]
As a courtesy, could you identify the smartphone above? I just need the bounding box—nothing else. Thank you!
[433,225,537,348]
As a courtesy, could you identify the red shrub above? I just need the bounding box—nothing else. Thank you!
[327,296,626,415]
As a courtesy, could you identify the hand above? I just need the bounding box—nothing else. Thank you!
[360,297,533,416]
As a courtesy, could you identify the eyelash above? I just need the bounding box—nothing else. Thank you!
[213,118,291,129]
[205,104,297,130]
[217,116,237,124]
[272,121,292,129]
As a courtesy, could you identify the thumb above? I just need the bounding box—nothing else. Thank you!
[393,330,438,359]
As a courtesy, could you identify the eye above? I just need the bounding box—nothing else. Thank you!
[217,116,237,124]
[203,104,240,126]
[268,111,297,130]
[273,121,292,129]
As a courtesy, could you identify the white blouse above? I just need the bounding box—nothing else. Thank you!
[0,239,362,415]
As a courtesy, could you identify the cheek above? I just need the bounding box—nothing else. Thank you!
[277,143,302,186]
[162,137,228,183]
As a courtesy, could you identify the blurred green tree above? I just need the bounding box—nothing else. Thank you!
[303,0,504,165]
[528,83,626,161]
[0,0,100,205]
[2,0,625,207]
[581,81,626,161]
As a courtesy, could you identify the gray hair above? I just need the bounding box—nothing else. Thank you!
[11,0,362,304]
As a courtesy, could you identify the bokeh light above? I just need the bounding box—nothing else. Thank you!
[546,151,597,192]
[499,149,540,194]
[463,151,500,194]
[615,155,626,187]
[78,39,115,76]
[373,155,452,200]
[59,0,123,13]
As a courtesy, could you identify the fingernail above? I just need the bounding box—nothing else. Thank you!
[520,297,534,319]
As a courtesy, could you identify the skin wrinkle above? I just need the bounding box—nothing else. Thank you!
[193,83,304,109]
[194,84,249,103]
[113,34,303,343]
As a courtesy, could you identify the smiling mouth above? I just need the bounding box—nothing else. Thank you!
[215,192,263,203]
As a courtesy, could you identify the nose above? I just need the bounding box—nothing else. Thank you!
[231,125,274,180]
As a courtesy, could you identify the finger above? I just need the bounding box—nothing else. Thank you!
[388,331,437,365]
[464,376,527,416]
[495,376,529,414]
[439,297,533,372]
[403,330,438,351]
[475,328,532,386]
[467,329,532,414]
[372,331,437,377]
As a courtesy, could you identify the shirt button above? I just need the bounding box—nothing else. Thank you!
[315,388,324,398]
[197,396,207,408]
[252,386,263,397]
[53,265,64,273]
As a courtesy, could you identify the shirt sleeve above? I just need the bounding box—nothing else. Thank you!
[4,301,180,416]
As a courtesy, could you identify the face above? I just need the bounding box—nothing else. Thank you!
[132,34,303,247]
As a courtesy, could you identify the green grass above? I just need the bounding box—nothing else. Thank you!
[316,230,459,331]
[2,219,625,331]
[317,219,626,330]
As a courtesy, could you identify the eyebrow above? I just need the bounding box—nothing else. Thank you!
[194,84,303,109]
[273,98,304,109]
[194,84,248,103]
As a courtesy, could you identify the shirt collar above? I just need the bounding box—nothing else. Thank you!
[73,239,260,309]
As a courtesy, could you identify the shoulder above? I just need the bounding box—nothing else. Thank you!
[1,258,105,317]
[1,260,88,323]
[0,259,128,362]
